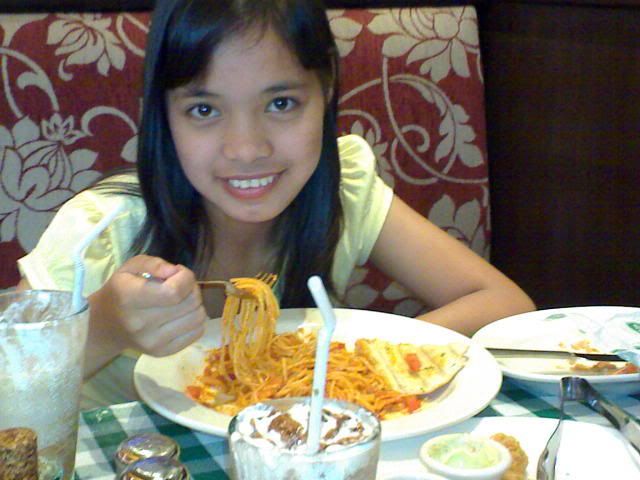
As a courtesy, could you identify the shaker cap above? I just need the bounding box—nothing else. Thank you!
[115,433,180,474]
[117,456,190,480]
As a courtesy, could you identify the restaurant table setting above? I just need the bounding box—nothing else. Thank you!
[3,272,639,480]
[73,377,640,479]
[5,215,638,478]
[70,306,640,480]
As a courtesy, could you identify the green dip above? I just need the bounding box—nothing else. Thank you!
[427,434,502,469]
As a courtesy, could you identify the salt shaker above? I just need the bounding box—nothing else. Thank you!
[117,456,190,480]
[114,433,181,475]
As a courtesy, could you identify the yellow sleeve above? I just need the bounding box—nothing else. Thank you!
[332,135,394,296]
[17,180,145,297]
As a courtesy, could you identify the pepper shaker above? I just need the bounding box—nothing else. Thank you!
[117,456,190,480]
[114,433,181,475]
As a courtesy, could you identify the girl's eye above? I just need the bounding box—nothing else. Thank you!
[188,104,218,119]
[267,97,297,113]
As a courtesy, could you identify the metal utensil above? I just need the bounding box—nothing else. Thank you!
[537,376,640,479]
[255,271,278,288]
[136,272,251,298]
[115,433,180,475]
[564,376,640,454]
[537,378,570,480]
[487,347,624,363]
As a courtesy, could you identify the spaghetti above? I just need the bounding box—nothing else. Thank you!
[186,276,422,419]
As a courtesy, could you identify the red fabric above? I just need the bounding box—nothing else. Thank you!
[0,8,489,317]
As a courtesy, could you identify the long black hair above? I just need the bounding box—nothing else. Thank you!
[130,0,343,307]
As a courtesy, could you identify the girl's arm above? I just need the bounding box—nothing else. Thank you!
[17,255,207,378]
[369,195,535,336]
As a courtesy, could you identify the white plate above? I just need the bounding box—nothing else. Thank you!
[377,416,640,479]
[472,306,640,395]
[134,308,502,441]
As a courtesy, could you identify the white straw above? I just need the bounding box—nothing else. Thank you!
[72,204,124,311]
[306,275,337,454]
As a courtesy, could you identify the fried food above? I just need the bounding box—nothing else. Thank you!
[490,432,528,480]
[0,428,38,480]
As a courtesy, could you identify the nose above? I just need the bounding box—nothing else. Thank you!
[221,115,272,163]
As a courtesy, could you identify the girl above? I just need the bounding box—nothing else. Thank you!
[17,0,534,384]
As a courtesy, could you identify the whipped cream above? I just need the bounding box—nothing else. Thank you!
[228,398,380,480]
[233,401,375,453]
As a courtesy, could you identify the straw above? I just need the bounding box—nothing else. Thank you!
[72,204,124,311]
[306,275,337,454]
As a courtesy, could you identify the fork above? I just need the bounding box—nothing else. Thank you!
[199,272,277,297]
[255,272,278,288]
[135,271,251,298]
[536,377,570,480]
[136,271,277,298]
[195,279,251,298]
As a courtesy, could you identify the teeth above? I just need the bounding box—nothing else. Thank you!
[229,175,276,189]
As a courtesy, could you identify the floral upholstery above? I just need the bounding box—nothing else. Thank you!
[0,7,489,317]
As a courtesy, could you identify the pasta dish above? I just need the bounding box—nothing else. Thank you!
[185,276,425,419]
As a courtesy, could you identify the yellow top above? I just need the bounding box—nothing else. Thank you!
[18,135,394,300]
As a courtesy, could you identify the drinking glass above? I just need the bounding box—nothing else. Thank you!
[0,290,89,480]
[228,396,381,480]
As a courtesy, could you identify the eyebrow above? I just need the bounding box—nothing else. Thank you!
[175,81,308,99]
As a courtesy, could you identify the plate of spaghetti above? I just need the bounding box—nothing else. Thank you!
[134,278,502,441]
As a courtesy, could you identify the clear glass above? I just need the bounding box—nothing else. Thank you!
[0,290,89,480]
[228,397,381,480]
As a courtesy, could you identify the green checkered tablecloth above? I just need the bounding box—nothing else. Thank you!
[74,378,640,480]
[75,402,230,480]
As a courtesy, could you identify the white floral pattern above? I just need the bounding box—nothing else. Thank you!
[327,10,363,58]
[0,14,47,46]
[345,120,393,187]
[48,14,127,80]
[0,8,490,317]
[333,8,489,314]
[0,13,144,260]
[0,116,100,250]
[368,7,481,82]
[429,194,488,258]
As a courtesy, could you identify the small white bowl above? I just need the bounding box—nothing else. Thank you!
[419,433,512,480]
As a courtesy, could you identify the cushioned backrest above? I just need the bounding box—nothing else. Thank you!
[0,8,489,316]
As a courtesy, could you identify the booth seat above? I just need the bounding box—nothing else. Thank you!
[0,4,489,317]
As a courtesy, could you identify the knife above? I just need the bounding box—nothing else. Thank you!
[486,347,625,363]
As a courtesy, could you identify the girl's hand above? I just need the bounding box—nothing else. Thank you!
[93,255,207,358]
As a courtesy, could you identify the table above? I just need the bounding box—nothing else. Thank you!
[74,378,640,480]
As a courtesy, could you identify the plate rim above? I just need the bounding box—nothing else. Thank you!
[134,308,503,441]
[472,305,640,386]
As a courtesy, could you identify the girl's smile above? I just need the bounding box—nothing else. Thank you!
[223,173,281,200]
[166,25,327,226]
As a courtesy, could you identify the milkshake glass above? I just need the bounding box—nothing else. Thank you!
[0,290,89,480]
[228,396,381,480]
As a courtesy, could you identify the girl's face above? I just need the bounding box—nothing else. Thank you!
[166,26,328,227]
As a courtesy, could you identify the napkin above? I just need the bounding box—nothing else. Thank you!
[592,312,640,367]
